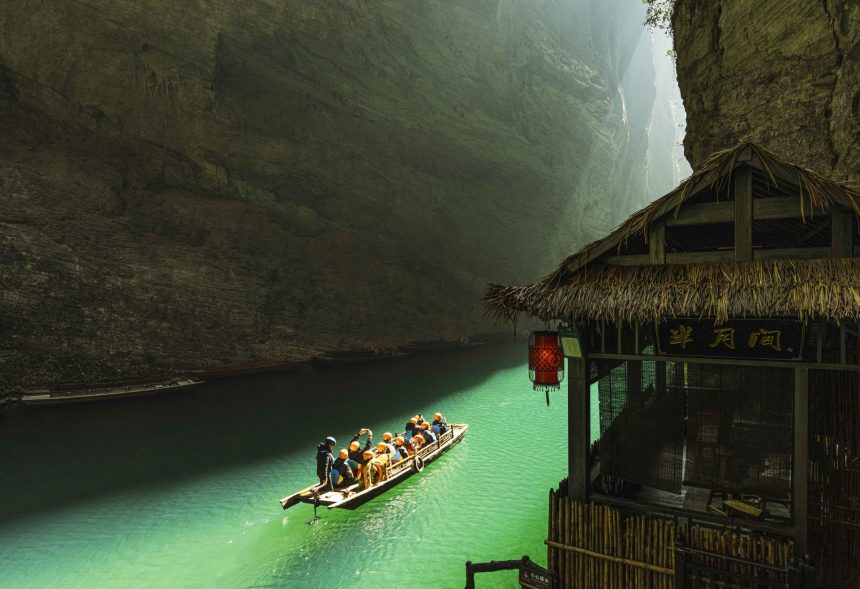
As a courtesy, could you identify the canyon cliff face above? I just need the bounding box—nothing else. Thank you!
[0,0,674,389]
[673,0,860,181]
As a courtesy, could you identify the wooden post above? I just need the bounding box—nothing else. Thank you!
[734,166,753,262]
[649,223,666,265]
[569,356,590,503]
[793,367,809,556]
[831,208,853,258]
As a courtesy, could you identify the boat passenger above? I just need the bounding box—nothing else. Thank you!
[403,417,419,441]
[316,435,336,488]
[411,433,426,452]
[394,436,409,459]
[332,449,357,487]
[432,412,448,435]
[376,441,394,462]
[348,428,373,463]
[420,421,437,444]
[362,448,387,487]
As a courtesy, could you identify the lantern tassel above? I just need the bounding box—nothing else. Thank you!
[545,389,550,406]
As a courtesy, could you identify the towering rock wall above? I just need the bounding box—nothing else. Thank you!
[673,0,860,181]
[0,0,673,389]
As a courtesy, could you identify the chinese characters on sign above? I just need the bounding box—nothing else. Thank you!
[657,319,803,360]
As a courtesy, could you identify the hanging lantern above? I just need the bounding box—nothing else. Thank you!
[529,331,565,405]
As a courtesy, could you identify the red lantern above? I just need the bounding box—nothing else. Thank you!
[529,331,565,402]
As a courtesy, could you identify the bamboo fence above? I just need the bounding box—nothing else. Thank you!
[547,491,797,589]
[548,491,675,589]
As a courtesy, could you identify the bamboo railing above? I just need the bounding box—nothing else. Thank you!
[548,490,676,589]
[547,491,799,589]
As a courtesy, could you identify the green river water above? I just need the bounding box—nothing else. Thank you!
[0,343,598,588]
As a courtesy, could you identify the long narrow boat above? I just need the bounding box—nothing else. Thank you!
[280,423,468,510]
[19,378,203,406]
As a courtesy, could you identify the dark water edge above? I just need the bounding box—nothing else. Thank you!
[0,342,524,526]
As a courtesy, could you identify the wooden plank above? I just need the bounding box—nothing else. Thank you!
[544,540,674,576]
[753,196,815,220]
[602,247,829,265]
[569,357,590,503]
[832,208,853,258]
[666,251,734,264]
[588,352,860,372]
[734,166,753,261]
[664,201,734,226]
[751,247,831,261]
[649,222,666,265]
[793,367,809,555]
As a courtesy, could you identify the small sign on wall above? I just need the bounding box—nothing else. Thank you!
[656,318,803,360]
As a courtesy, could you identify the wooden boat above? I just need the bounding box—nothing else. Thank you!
[311,348,411,368]
[19,377,203,406]
[280,423,468,510]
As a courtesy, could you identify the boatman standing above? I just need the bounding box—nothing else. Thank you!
[316,435,336,489]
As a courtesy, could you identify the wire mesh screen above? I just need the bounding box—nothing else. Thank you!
[596,359,684,493]
[809,368,860,589]
[684,364,793,497]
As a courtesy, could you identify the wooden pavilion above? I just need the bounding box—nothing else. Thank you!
[485,142,860,589]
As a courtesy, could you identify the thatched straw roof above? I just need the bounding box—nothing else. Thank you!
[484,142,860,324]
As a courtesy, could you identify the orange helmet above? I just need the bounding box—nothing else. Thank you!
[421,422,430,429]
[338,449,348,459]
[394,436,404,446]
[413,434,425,445]
[434,412,442,420]
[363,449,375,459]
[382,432,393,441]
[409,417,418,424]
[376,442,388,452]
[349,441,360,451]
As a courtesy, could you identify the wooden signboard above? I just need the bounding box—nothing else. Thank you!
[519,567,556,589]
[656,318,803,360]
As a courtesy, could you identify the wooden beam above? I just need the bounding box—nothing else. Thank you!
[600,247,833,266]
[664,201,735,226]
[649,223,666,265]
[793,367,809,555]
[751,247,831,261]
[832,208,853,258]
[569,356,590,503]
[734,167,753,262]
[754,195,826,221]
[666,251,734,264]
[588,352,860,372]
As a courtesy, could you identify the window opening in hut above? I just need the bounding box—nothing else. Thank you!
[665,222,734,253]
[594,359,795,518]
[683,364,793,499]
[752,216,831,250]
[596,359,684,494]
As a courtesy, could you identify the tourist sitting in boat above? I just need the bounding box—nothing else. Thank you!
[403,416,419,441]
[394,436,409,459]
[432,412,448,435]
[348,428,373,464]
[332,449,357,487]
[361,448,389,487]
[411,433,426,451]
[316,435,337,488]
[419,421,437,444]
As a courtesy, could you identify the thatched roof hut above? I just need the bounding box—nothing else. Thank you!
[484,142,860,324]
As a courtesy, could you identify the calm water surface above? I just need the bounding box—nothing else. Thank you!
[0,343,598,588]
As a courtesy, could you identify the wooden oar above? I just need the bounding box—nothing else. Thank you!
[280,482,325,510]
